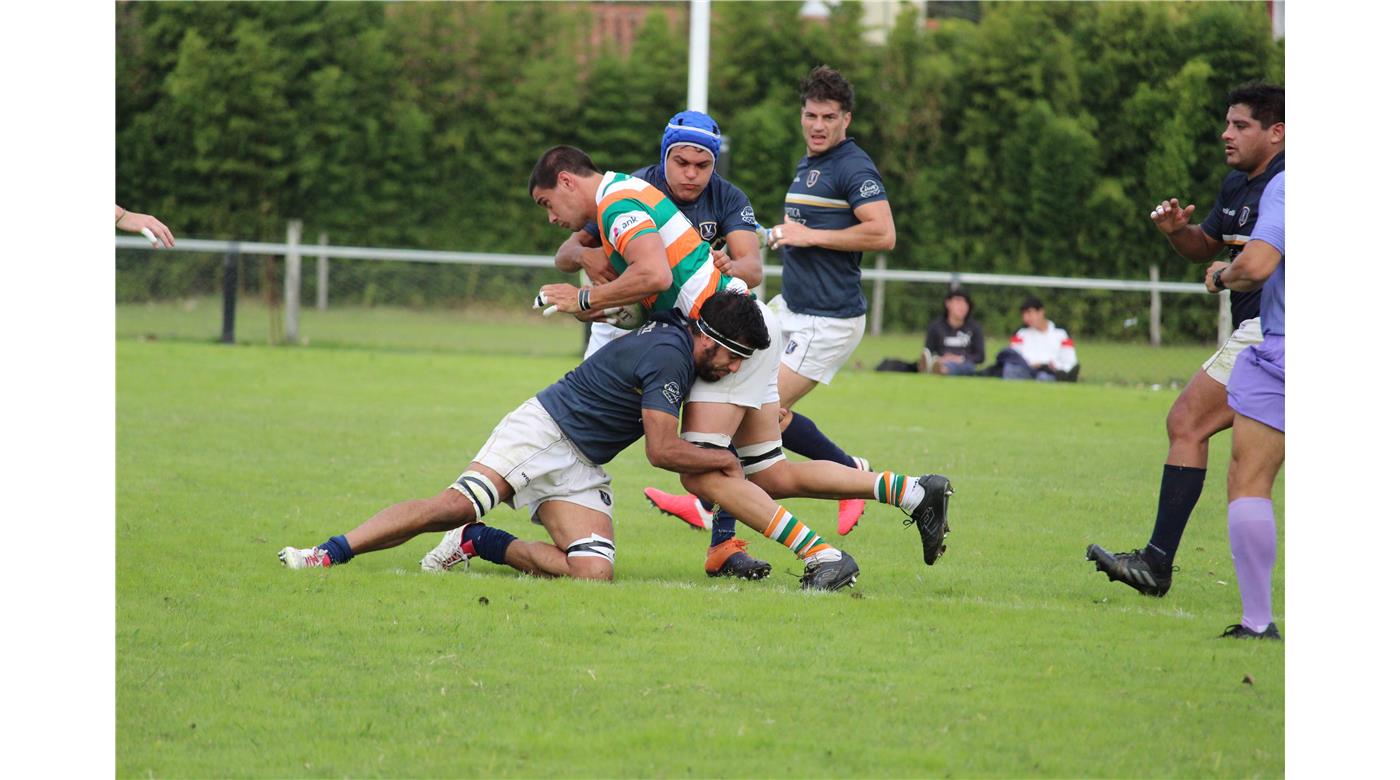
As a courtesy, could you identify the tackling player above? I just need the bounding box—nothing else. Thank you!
[281,292,773,583]
[501,146,953,587]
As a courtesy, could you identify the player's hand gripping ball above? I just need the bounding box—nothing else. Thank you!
[602,303,646,330]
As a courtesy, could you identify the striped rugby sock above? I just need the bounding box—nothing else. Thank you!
[762,506,834,561]
[874,472,926,514]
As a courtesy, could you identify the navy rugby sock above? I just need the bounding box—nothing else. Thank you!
[321,535,354,564]
[782,412,855,467]
[461,523,518,565]
[1146,465,1206,568]
[710,507,737,547]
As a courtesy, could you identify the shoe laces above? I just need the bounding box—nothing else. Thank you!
[1113,548,1178,574]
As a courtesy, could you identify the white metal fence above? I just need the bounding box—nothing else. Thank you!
[117,223,1230,348]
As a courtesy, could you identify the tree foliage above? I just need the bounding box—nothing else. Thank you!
[116,1,1282,338]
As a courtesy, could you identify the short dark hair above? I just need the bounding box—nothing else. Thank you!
[527,146,601,197]
[1020,296,1044,312]
[945,287,973,314]
[1225,82,1284,128]
[695,291,771,353]
[799,65,854,113]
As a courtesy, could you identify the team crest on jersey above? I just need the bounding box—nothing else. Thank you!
[859,179,882,199]
[1238,206,1250,227]
[740,206,756,226]
[663,382,682,405]
[698,221,718,242]
[806,169,822,188]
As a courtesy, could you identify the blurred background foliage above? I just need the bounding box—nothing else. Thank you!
[116,1,1281,338]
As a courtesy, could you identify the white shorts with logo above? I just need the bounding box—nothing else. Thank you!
[686,301,782,409]
[465,397,614,520]
[1201,317,1263,385]
[583,322,628,360]
[769,294,866,384]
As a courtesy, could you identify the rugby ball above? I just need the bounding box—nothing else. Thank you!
[602,302,647,330]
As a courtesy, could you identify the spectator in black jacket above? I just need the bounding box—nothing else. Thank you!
[918,288,984,375]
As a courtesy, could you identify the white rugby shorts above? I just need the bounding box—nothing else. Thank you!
[468,397,614,520]
[1201,317,1263,385]
[769,294,866,384]
[583,322,629,360]
[686,300,782,409]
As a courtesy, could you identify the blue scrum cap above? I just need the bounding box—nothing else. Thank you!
[661,110,722,168]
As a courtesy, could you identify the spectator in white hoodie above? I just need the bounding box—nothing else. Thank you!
[986,297,1079,382]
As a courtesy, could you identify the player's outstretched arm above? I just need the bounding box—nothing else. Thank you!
[1149,198,1220,262]
[641,409,743,479]
[115,204,175,248]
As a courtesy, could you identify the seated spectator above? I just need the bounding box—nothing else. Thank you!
[983,297,1080,382]
[918,288,984,375]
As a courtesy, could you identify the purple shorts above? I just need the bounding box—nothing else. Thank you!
[1227,334,1284,432]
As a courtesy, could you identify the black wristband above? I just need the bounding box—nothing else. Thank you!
[578,288,592,311]
[1212,268,1225,291]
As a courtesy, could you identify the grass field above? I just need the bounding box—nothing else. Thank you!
[117,298,1212,388]
[116,316,1284,778]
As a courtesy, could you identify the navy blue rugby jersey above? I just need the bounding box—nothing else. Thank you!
[779,138,888,318]
[584,165,758,247]
[535,309,695,465]
[1200,151,1284,329]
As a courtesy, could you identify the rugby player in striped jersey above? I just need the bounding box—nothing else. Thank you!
[511,146,953,587]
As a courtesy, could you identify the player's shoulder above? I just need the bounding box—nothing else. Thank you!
[1216,169,1250,197]
[833,138,878,166]
[706,173,753,204]
[631,164,665,187]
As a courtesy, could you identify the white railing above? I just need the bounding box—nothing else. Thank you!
[117,226,1231,345]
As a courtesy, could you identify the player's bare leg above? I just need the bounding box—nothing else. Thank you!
[776,364,820,433]
[1088,369,1236,595]
[346,464,511,553]
[280,464,511,569]
[679,468,858,590]
[1166,370,1236,468]
[504,500,615,581]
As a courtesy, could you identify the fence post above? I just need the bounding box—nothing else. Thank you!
[1218,291,1231,346]
[221,243,240,344]
[753,243,767,303]
[284,219,303,344]
[316,231,329,311]
[871,253,886,336]
[1149,264,1161,347]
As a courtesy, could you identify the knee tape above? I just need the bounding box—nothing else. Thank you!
[737,440,784,475]
[682,431,733,449]
[450,470,500,520]
[566,533,616,563]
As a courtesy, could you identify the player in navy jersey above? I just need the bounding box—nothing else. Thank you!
[551,112,937,581]
[1088,83,1284,597]
[555,111,764,359]
[764,65,898,537]
[277,293,800,584]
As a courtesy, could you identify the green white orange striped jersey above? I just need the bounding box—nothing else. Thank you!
[596,171,748,318]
